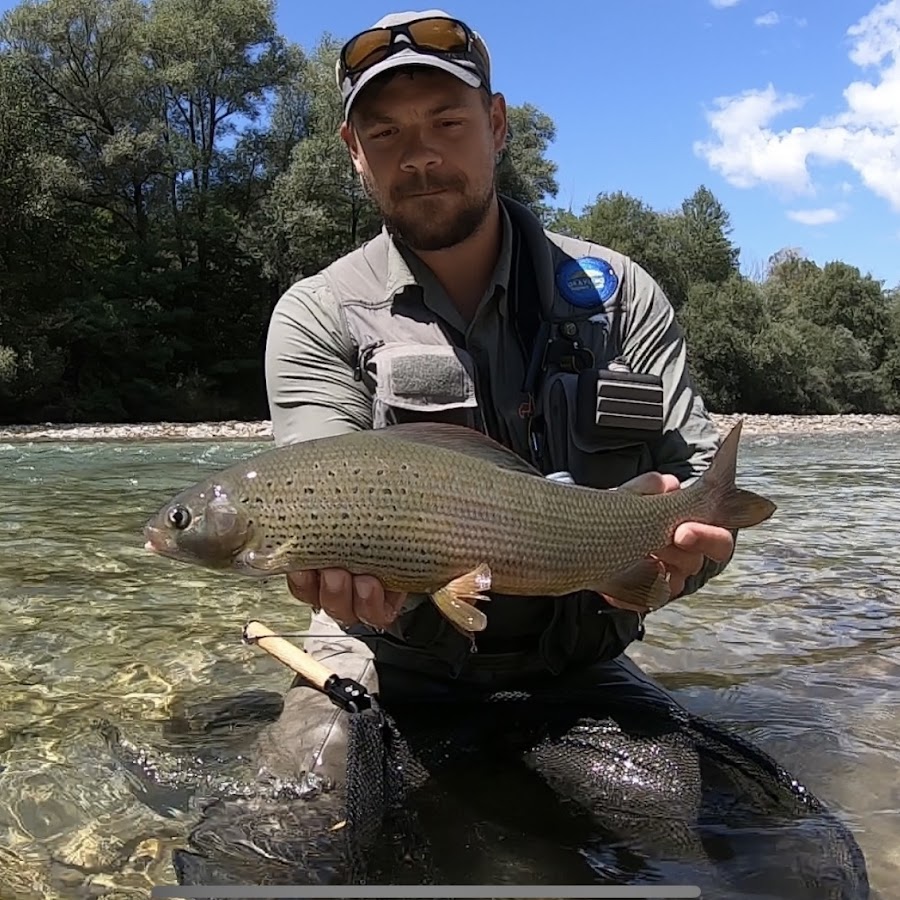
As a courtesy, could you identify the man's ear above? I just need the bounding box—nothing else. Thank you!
[340,120,364,175]
[490,92,508,155]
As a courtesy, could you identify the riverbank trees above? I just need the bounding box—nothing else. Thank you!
[1,0,898,424]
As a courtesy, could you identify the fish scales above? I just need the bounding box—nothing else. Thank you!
[234,437,559,592]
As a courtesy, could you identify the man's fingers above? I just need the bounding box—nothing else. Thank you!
[384,588,409,619]
[286,570,319,606]
[617,472,681,495]
[286,568,406,630]
[354,578,409,628]
[673,522,734,562]
[319,568,357,625]
[654,544,704,577]
[353,575,392,628]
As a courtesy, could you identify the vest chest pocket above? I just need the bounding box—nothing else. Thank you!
[361,342,480,430]
[541,371,658,489]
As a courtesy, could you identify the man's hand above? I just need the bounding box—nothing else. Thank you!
[606,471,735,607]
[286,569,408,630]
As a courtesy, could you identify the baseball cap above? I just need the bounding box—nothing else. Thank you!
[336,9,492,119]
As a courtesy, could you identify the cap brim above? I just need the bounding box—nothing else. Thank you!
[343,49,483,118]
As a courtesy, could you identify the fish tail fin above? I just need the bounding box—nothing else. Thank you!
[694,419,777,529]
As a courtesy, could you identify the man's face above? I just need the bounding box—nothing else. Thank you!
[341,68,508,252]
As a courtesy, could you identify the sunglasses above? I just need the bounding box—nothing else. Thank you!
[339,16,490,85]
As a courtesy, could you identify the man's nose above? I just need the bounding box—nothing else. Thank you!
[399,128,442,172]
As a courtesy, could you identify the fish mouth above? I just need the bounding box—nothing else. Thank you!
[143,523,176,556]
[142,521,245,570]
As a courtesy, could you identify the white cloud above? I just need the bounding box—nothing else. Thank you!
[786,208,843,225]
[710,0,741,7]
[693,85,813,192]
[755,11,781,26]
[695,0,900,212]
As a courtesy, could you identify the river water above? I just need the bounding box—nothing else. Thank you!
[0,432,897,898]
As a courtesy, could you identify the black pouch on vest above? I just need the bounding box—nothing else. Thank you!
[540,368,664,489]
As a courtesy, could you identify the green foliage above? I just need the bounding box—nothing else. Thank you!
[553,187,900,416]
[496,103,559,223]
[0,0,897,423]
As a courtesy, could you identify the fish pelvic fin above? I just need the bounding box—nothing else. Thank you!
[431,563,492,643]
[595,558,672,614]
[693,418,778,529]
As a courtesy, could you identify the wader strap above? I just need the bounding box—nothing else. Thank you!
[508,226,552,472]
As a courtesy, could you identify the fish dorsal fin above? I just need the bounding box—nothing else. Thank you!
[375,422,544,477]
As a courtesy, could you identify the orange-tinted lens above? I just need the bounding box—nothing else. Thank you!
[405,18,469,52]
[342,18,472,75]
[343,29,393,72]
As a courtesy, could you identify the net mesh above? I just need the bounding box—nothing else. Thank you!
[172,687,870,898]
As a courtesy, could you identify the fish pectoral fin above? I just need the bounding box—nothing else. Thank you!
[431,563,492,638]
[235,543,296,575]
[595,558,672,614]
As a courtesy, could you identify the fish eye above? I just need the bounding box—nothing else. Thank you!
[166,505,192,530]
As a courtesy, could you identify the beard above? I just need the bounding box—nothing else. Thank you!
[362,168,494,252]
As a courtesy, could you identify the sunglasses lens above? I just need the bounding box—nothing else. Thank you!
[406,18,469,51]
[343,29,392,71]
[343,18,473,77]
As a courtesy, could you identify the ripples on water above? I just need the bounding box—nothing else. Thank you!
[0,439,296,899]
[0,433,898,898]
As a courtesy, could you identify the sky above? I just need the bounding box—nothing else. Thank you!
[4,0,899,289]
[271,0,900,289]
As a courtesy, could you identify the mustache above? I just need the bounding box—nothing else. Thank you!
[391,173,465,201]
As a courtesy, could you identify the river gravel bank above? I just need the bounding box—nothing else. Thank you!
[1,414,900,442]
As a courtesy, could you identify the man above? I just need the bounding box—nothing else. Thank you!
[255,8,734,791]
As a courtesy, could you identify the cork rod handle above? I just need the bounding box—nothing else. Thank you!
[243,619,335,691]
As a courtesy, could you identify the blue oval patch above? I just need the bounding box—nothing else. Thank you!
[555,257,619,308]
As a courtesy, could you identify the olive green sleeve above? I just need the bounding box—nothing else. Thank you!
[618,260,735,598]
[264,276,373,447]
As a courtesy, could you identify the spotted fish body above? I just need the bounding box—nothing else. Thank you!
[144,420,776,637]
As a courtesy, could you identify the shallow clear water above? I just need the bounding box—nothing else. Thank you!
[0,433,897,898]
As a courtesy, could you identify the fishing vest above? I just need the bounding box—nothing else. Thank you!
[324,196,665,681]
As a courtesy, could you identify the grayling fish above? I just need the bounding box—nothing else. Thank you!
[143,420,776,640]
